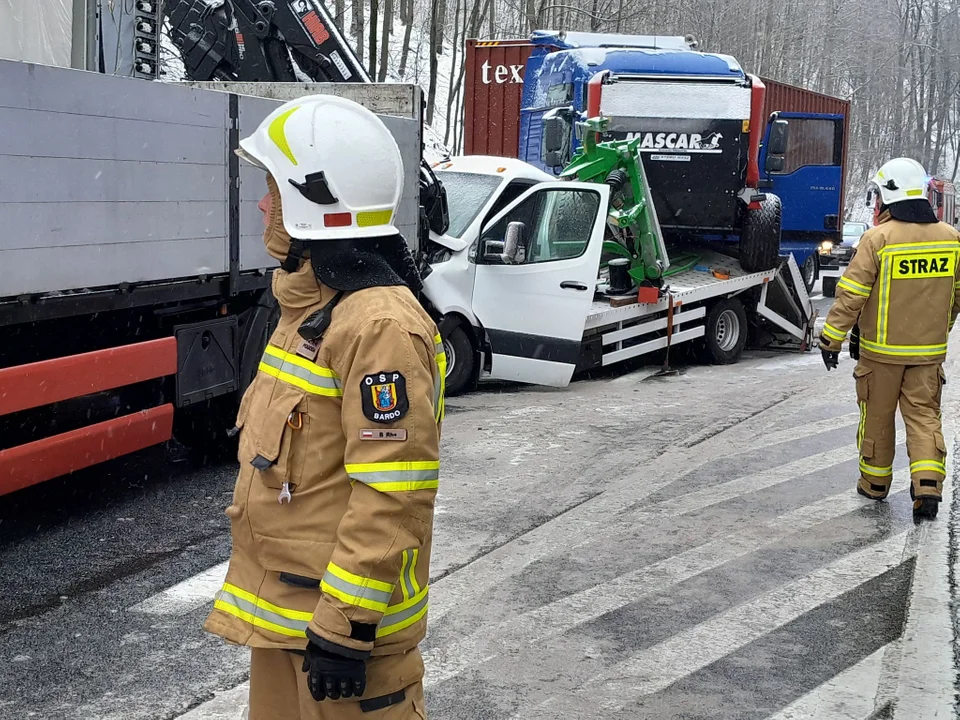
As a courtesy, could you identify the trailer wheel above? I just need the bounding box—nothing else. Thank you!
[801,253,818,292]
[822,275,838,297]
[703,298,748,364]
[443,323,476,396]
[173,288,280,455]
[740,194,782,273]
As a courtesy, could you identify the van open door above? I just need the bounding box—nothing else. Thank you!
[472,182,610,387]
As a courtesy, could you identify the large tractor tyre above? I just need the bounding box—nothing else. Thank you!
[442,323,476,397]
[740,194,782,273]
[702,297,748,365]
[822,275,838,298]
[801,252,819,293]
[173,288,281,456]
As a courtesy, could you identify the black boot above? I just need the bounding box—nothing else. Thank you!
[910,482,941,522]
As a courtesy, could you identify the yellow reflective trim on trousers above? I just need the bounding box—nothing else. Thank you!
[346,461,440,492]
[859,339,947,357]
[822,323,846,342]
[376,586,429,638]
[260,345,343,396]
[268,106,301,166]
[910,460,946,475]
[857,401,866,450]
[860,459,893,477]
[837,277,871,297]
[321,562,394,613]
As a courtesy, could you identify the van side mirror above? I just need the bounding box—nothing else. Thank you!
[482,222,527,264]
[768,119,789,156]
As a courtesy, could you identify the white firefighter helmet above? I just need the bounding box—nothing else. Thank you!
[237,94,404,240]
[871,157,929,206]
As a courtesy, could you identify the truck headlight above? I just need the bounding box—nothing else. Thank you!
[819,240,834,255]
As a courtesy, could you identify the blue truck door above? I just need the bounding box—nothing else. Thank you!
[759,112,844,246]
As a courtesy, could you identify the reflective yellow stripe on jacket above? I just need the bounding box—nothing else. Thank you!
[837,276,872,297]
[259,345,343,396]
[434,333,446,423]
[321,563,395,613]
[345,460,440,492]
[214,583,311,638]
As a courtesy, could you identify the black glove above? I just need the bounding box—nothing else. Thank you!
[302,629,368,701]
[821,346,839,371]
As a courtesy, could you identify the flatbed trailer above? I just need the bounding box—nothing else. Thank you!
[0,59,423,497]
[581,251,814,370]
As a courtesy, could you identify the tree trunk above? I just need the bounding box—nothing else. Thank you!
[444,0,463,145]
[369,0,379,79]
[398,0,413,77]
[351,0,364,66]
[427,0,440,125]
[378,0,393,81]
[335,0,345,29]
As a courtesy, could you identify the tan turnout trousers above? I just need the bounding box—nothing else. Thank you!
[249,648,427,720]
[853,357,947,500]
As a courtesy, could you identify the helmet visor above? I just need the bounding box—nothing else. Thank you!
[235,146,268,171]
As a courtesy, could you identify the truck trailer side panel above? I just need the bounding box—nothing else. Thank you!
[0,60,231,299]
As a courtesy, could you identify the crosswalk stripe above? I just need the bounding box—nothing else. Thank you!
[649,430,906,518]
[431,412,864,623]
[128,561,228,615]
[587,530,912,711]
[765,644,888,720]
[176,680,250,719]
[424,472,909,688]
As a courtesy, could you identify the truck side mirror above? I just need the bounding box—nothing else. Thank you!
[543,116,564,154]
[541,110,572,169]
[765,155,785,173]
[768,119,790,156]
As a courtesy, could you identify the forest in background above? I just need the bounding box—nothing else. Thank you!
[322,0,960,215]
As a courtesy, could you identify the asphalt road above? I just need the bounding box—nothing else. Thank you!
[1,288,957,720]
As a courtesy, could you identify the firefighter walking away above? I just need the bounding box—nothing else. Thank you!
[819,157,960,522]
[204,94,444,718]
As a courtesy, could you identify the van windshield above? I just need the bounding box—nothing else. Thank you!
[438,172,504,238]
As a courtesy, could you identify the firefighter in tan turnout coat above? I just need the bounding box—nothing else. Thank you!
[819,157,960,521]
[204,95,444,719]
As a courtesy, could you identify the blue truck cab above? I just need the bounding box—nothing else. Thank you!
[518,31,845,287]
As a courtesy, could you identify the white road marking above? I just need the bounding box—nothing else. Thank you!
[129,561,228,615]
[424,472,909,688]
[177,681,249,720]
[810,293,825,301]
[430,412,864,622]
[647,430,905,519]
[765,644,888,720]
[890,388,958,720]
[587,531,913,711]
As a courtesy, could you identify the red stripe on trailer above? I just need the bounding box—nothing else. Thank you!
[0,337,177,417]
[0,404,174,496]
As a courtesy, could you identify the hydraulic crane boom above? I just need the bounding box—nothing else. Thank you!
[164,0,449,247]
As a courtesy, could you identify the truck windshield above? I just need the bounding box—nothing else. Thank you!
[438,171,504,238]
